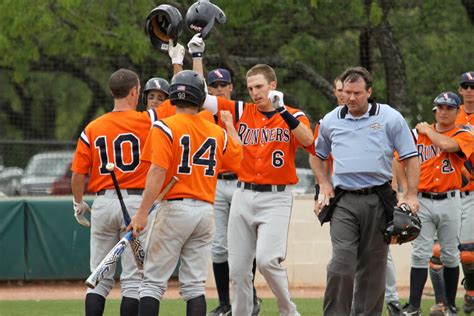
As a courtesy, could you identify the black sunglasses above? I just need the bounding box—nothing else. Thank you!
[209,82,230,88]
[460,83,474,90]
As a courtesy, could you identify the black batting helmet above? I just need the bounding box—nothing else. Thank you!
[383,204,422,245]
[145,4,183,53]
[169,70,207,107]
[185,0,226,39]
[142,77,170,104]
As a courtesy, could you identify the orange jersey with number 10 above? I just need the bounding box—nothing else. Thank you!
[144,113,242,203]
[416,124,473,192]
[456,105,474,191]
[71,109,157,193]
[215,97,311,185]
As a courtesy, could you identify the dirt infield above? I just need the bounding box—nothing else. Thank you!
[0,280,330,301]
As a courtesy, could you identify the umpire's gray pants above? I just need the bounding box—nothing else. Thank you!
[324,193,388,316]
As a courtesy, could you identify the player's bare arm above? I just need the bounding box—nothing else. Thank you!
[398,156,420,212]
[290,122,314,147]
[127,164,166,236]
[312,156,334,215]
[188,33,205,76]
[220,110,241,145]
[416,122,461,152]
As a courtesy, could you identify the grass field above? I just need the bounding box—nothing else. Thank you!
[0,298,467,315]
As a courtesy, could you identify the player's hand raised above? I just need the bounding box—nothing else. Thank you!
[168,40,185,65]
[73,200,91,227]
[415,122,432,135]
[220,110,233,125]
[187,33,205,56]
[268,90,284,110]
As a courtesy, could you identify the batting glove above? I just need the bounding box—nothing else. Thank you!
[168,40,185,65]
[268,90,285,110]
[73,200,91,227]
[187,33,205,58]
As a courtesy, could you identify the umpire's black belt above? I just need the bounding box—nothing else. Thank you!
[217,173,238,180]
[237,181,286,192]
[341,186,378,196]
[96,188,144,196]
[420,191,456,200]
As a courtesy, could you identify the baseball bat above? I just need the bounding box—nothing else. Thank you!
[106,163,145,270]
[85,171,178,289]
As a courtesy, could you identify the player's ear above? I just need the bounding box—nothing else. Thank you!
[270,80,277,90]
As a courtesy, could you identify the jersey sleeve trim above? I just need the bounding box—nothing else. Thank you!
[316,152,328,160]
[398,151,418,160]
[153,120,173,142]
[293,111,306,119]
[222,129,228,154]
[147,109,157,125]
[80,131,90,147]
[234,101,245,124]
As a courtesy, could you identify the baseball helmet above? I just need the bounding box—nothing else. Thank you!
[145,4,183,53]
[185,0,226,39]
[383,204,421,245]
[142,77,170,104]
[169,70,206,107]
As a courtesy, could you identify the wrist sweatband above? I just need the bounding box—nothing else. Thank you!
[277,107,300,130]
[192,52,203,58]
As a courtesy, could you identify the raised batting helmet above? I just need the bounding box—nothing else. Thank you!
[145,4,183,53]
[169,70,206,107]
[383,204,421,245]
[142,77,170,104]
[185,0,226,39]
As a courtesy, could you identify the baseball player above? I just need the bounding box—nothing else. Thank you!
[202,63,313,316]
[71,69,157,316]
[204,67,261,316]
[401,92,473,315]
[456,71,474,315]
[127,70,242,316]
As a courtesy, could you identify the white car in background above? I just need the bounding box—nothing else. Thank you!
[19,151,74,196]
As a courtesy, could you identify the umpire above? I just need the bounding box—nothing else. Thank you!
[313,67,420,315]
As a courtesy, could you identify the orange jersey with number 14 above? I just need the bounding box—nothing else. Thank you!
[71,109,156,193]
[144,113,242,203]
[416,124,473,192]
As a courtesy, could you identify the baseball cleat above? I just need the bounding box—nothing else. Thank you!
[465,293,474,314]
[401,303,422,316]
[429,302,447,316]
[446,304,458,316]
[252,297,262,316]
[208,304,231,316]
[387,300,402,316]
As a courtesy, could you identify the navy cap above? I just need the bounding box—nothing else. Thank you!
[432,91,461,111]
[208,68,231,84]
[460,71,474,85]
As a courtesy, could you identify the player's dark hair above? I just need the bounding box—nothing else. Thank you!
[333,75,343,88]
[341,67,373,90]
[109,69,139,99]
[246,64,277,84]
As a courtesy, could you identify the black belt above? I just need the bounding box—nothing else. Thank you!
[342,187,377,196]
[217,173,238,180]
[237,181,286,192]
[167,198,184,201]
[460,191,471,198]
[96,188,144,196]
[420,191,456,200]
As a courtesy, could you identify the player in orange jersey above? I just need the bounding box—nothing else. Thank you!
[127,70,242,316]
[71,69,158,316]
[456,71,474,314]
[402,92,473,315]
[202,63,313,316]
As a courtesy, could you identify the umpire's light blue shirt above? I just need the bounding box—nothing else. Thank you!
[316,103,417,190]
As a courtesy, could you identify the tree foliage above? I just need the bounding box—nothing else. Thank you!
[0,0,472,141]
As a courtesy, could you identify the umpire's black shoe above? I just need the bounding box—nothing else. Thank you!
[252,297,262,316]
[446,304,458,316]
[465,293,474,314]
[208,304,231,316]
[387,300,402,316]
[401,303,422,316]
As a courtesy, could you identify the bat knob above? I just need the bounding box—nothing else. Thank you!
[106,163,115,172]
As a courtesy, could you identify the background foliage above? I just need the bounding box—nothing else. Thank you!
[0,0,473,168]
